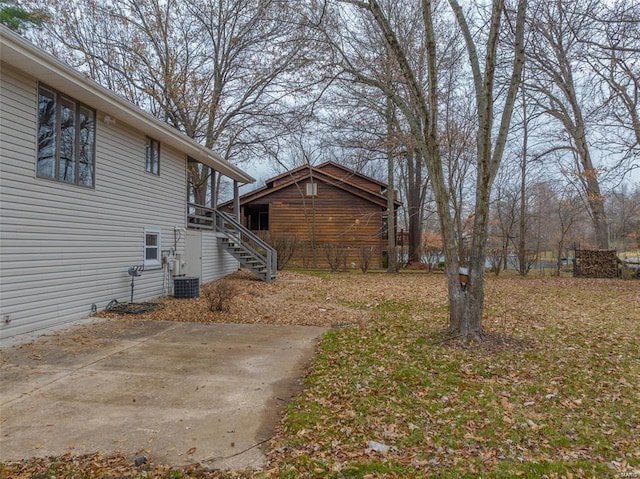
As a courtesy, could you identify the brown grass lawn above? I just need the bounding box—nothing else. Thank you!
[2,270,639,478]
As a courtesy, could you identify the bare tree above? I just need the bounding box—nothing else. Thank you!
[581,0,640,158]
[506,64,548,277]
[402,146,430,264]
[525,0,609,248]
[444,0,527,338]
[607,184,640,251]
[441,83,476,265]
[553,189,584,275]
[385,96,399,272]
[314,4,430,268]
[515,68,532,276]
[27,0,311,202]
[309,0,527,340]
[491,174,519,273]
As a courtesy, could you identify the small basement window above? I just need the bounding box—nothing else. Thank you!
[144,229,161,268]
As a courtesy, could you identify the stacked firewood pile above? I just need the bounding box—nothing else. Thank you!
[574,249,619,278]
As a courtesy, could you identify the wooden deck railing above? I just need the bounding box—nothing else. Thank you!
[187,203,276,282]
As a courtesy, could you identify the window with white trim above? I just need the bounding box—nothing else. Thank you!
[144,229,161,268]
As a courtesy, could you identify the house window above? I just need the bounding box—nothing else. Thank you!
[382,215,388,240]
[146,137,160,175]
[144,229,161,268]
[37,84,96,187]
[305,182,317,197]
[258,211,269,230]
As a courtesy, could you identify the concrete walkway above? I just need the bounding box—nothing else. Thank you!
[0,319,326,470]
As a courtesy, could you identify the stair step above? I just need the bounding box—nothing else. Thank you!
[216,226,276,283]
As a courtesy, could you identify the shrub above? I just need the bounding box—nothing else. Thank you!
[203,279,236,312]
[273,233,302,270]
[406,261,427,271]
[323,244,348,272]
[359,246,376,274]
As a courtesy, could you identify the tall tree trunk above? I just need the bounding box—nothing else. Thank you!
[578,148,609,249]
[345,0,526,340]
[406,148,424,263]
[386,96,397,273]
[446,0,527,339]
[527,0,609,249]
[571,102,608,248]
[518,77,528,276]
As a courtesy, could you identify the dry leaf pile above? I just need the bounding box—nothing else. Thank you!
[98,269,369,328]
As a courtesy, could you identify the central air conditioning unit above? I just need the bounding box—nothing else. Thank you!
[173,276,200,299]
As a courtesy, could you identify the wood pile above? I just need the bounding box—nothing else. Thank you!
[574,249,619,278]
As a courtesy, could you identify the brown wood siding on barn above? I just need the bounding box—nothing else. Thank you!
[317,163,384,194]
[224,162,400,271]
[249,181,387,268]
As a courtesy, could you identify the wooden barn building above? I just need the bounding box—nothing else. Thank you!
[224,162,401,270]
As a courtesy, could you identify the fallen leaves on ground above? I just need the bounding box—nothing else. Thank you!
[2,270,639,478]
[0,452,257,478]
[98,269,369,328]
[266,273,640,478]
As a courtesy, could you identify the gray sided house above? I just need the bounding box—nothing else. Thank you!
[0,26,273,339]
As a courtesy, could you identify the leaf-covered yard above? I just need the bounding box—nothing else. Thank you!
[2,271,639,478]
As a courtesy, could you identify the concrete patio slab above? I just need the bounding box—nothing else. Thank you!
[0,318,326,470]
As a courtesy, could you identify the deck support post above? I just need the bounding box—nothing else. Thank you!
[233,180,240,222]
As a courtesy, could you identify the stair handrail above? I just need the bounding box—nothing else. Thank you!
[213,210,277,281]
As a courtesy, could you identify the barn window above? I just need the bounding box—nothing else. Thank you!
[305,182,317,197]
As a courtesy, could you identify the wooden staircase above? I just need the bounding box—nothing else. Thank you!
[213,210,277,282]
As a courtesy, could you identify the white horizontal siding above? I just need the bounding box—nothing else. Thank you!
[201,231,239,283]
[0,63,192,339]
